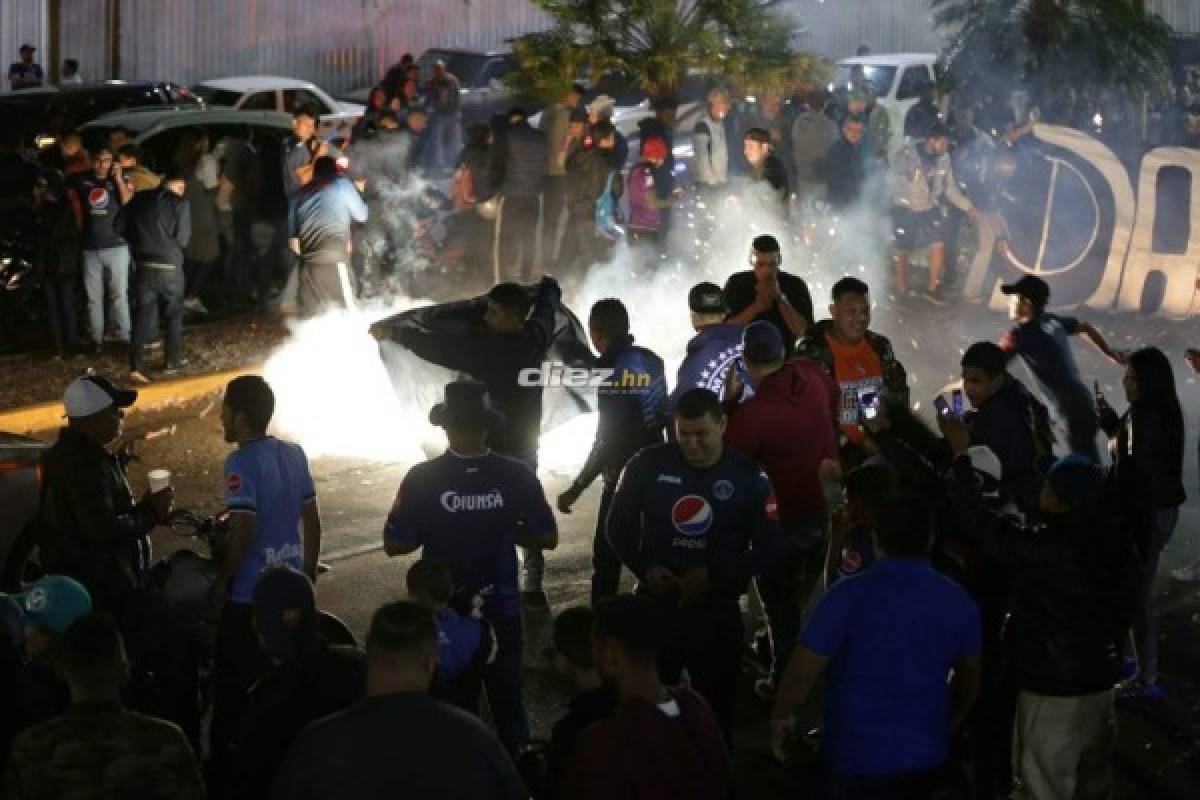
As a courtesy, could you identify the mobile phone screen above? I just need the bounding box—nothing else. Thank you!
[934,396,950,416]
[951,389,964,416]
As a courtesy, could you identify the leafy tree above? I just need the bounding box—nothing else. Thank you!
[932,0,1171,109]
[509,0,814,104]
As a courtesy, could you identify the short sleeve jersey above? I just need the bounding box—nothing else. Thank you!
[999,313,1086,405]
[68,172,125,250]
[383,451,556,619]
[223,437,316,603]
[801,558,981,778]
[722,270,814,354]
[826,332,884,444]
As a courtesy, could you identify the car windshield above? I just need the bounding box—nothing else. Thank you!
[417,51,489,88]
[191,85,240,106]
[833,64,898,97]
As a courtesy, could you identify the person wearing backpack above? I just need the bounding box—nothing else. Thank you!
[563,120,618,279]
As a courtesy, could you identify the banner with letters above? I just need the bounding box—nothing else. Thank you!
[968,124,1200,318]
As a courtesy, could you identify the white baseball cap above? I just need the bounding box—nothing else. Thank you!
[586,94,616,117]
[63,374,138,418]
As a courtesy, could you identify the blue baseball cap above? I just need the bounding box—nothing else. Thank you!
[1038,454,1104,512]
[15,575,92,635]
[742,321,785,364]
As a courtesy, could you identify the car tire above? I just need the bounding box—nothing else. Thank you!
[1,523,44,593]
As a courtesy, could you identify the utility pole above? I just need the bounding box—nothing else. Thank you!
[46,0,62,83]
[106,0,121,79]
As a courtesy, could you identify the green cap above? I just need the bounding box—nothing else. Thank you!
[16,575,92,635]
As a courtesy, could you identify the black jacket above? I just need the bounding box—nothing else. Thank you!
[965,376,1053,513]
[117,187,191,267]
[378,279,561,460]
[815,136,866,209]
[39,427,155,612]
[1100,400,1186,512]
[498,123,548,199]
[571,335,669,491]
[566,145,614,216]
[949,456,1140,696]
[230,642,366,800]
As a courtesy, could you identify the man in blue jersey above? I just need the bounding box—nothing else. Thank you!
[605,387,780,741]
[998,275,1126,461]
[670,282,746,413]
[382,379,558,753]
[557,298,670,604]
[211,374,323,786]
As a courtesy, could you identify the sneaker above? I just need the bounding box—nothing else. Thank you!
[128,370,151,385]
[1170,558,1200,582]
[923,287,948,306]
[161,358,191,376]
[184,296,209,314]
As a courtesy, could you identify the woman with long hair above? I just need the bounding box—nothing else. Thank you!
[1098,346,1186,696]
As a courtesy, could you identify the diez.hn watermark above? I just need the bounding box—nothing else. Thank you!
[518,362,654,389]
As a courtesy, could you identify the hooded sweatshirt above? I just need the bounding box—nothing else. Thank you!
[725,358,840,532]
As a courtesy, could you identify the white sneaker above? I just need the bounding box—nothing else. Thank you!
[1170,559,1200,582]
[184,296,209,314]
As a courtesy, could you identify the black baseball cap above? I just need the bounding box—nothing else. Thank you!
[688,282,725,314]
[1000,275,1050,307]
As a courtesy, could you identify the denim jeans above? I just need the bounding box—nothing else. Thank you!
[482,612,530,754]
[130,266,185,371]
[1135,506,1179,681]
[82,245,132,344]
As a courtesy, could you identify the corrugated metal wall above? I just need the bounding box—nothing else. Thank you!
[0,0,45,79]
[51,0,551,92]
[789,0,1200,62]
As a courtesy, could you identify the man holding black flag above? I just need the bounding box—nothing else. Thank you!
[370,276,566,603]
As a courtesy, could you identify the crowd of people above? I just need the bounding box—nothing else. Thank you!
[4,224,1200,798]
[4,41,1200,800]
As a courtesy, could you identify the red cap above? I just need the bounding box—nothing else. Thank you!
[641,136,668,162]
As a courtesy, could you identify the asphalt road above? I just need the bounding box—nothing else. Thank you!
[101,394,1200,798]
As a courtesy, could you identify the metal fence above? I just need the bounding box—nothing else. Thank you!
[4,0,550,93]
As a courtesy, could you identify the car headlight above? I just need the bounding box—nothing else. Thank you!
[35,135,57,149]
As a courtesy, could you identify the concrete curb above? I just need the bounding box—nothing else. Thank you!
[0,367,259,435]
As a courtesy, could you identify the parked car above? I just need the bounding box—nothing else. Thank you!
[36,81,203,146]
[0,431,51,591]
[192,76,364,140]
[834,53,942,155]
[81,106,295,221]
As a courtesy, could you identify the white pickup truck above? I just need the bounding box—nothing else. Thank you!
[834,53,942,156]
[192,76,365,140]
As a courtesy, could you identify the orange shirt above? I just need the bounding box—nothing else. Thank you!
[826,332,884,444]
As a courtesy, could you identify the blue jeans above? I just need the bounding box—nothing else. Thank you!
[1136,507,1179,681]
[483,612,529,754]
[130,266,185,371]
[82,245,132,343]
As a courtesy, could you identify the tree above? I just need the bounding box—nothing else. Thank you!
[509,0,812,104]
[932,0,1171,110]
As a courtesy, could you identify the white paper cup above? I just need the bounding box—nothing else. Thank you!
[147,469,172,493]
